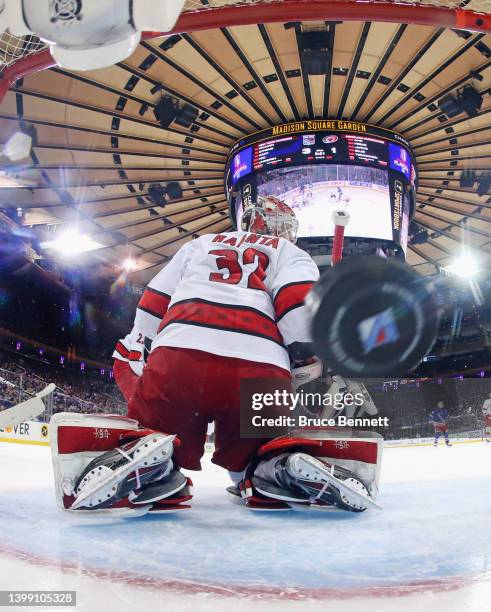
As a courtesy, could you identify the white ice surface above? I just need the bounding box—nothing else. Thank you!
[0,441,490,612]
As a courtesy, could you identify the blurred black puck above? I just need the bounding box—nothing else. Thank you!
[307,255,440,377]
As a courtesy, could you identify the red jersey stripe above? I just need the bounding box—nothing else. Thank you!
[274,281,314,321]
[115,341,130,358]
[160,299,283,345]
[138,288,171,319]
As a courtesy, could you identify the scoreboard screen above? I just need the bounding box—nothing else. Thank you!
[250,133,390,173]
[227,121,416,188]
[226,121,417,255]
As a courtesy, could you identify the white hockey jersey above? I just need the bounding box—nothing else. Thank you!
[482,398,491,416]
[113,231,319,373]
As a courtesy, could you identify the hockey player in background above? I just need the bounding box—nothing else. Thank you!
[482,392,491,442]
[49,195,383,516]
[429,401,452,447]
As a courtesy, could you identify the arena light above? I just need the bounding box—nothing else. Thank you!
[42,228,101,256]
[123,257,137,272]
[446,251,480,278]
[3,130,33,162]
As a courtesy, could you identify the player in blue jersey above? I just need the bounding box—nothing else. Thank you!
[429,401,452,447]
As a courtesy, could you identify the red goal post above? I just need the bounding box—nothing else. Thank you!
[0,0,490,102]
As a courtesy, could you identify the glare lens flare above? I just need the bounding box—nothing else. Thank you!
[447,252,480,278]
[42,229,101,256]
[123,258,137,271]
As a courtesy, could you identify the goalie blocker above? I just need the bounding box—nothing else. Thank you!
[50,413,193,516]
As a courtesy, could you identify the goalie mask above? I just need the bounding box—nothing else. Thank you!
[241,196,299,244]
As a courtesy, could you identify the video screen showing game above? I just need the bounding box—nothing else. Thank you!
[249,164,393,241]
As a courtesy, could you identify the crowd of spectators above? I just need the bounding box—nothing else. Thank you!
[0,354,125,419]
[257,164,389,200]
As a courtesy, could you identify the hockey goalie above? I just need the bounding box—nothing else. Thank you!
[50,195,383,516]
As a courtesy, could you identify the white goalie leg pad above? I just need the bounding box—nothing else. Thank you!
[285,453,382,511]
[50,412,159,515]
[71,433,175,511]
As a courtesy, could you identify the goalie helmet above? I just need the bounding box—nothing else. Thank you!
[241,196,299,244]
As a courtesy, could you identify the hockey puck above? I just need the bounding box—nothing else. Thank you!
[307,255,440,377]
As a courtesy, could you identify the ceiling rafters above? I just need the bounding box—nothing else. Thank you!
[362,28,445,123]
[321,22,336,117]
[220,27,287,123]
[139,40,262,132]
[181,32,276,126]
[412,125,491,151]
[257,23,301,121]
[137,216,232,257]
[2,175,223,191]
[408,244,440,270]
[116,60,250,136]
[0,111,229,154]
[57,64,250,140]
[28,142,225,165]
[395,60,491,135]
[337,22,371,119]
[293,23,314,118]
[415,209,491,240]
[95,205,229,249]
[381,33,485,127]
[417,201,489,222]
[11,84,235,141]
[93,200,228,235]
[90,190,226,220]
[399,98,491,140]
[419,182,491,197]
[350,24,407,121]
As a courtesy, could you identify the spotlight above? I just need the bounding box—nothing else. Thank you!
[148,182,183,204]
[165,182,183,200]
[42,228,101,256]
[437,93,461,118]
[438,85,483,119]
[3,127,36,162]
[459,169,476,188]
[459,85,483,117]
[477,175,491,197]
[174,103,199,128]
[447,251,479,278]
[123,258,137,271]
[154,95,179,128]
[148,184,167,205]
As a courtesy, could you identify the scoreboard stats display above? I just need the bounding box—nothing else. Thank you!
[226,121,417,254]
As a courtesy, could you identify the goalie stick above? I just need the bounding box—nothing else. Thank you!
[0,383,55,429]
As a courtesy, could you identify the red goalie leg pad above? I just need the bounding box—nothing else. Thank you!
[256,435,380,465]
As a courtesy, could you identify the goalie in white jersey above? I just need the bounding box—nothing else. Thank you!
[50,195,383,515]
[113,195,319,472]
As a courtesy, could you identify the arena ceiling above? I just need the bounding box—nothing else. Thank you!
[0,1,490,283]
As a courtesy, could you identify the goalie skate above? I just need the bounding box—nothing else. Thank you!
[71,433,175,510]
[285,453,382,511]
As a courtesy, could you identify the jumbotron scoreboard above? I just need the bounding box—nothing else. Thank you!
[225,121,417,257]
